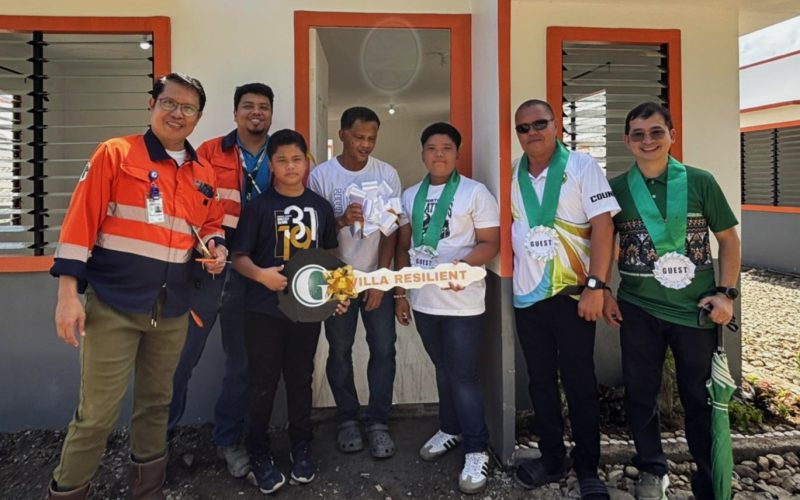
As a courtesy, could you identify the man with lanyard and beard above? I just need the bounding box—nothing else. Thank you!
[603,102,740,500]
[511,99,619,500]
[168,83,274,479]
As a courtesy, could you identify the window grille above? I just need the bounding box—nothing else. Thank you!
[741,126,800,207]
[560,42,669,179]
[0,32,153,255]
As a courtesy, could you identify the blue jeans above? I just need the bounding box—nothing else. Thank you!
[168,268,249,446]
[413,311,489,453]
[324,291,396,424]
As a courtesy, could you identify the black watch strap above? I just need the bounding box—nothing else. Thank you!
[715,286,739,299]
[585,275,609,291]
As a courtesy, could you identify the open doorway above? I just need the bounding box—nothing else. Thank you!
[295,12,471,409]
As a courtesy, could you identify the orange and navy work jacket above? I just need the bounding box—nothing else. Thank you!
[196,130,249,243]
[51,129,225,317]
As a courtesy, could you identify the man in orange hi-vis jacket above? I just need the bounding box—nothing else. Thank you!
[46,73,226,500]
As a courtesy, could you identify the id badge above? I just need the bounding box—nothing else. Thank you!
[146,196,165,224]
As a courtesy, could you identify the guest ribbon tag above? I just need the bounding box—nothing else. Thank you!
[517,141,569,261]
[410,170,460,269]
[627,156,694,290]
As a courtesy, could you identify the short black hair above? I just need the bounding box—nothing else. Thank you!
[420,122,462,149]
[515,99,555,120]
[267,129,308,159]
[625,102,673,134]
[151,73,206,111]
[234,83,274,109]
[340,106,380,130]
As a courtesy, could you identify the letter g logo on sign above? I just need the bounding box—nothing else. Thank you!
[291,264,330,308]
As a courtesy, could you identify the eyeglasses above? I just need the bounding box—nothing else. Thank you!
[628,128,668,142]
[157,97,200,117]
[515,119,553,134]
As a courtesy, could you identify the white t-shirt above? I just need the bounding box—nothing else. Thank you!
[510,150,620,308]
[309,156,404,272]
[401,176,499,316]
[166,149,186,165]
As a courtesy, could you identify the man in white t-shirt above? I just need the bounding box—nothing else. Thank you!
[308,107,401,459]
[510,99,619,500]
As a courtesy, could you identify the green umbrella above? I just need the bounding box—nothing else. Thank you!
[705,317,737,500]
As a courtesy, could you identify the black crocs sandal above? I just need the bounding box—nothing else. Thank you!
[337,420,364,453]
[366,423,396,459]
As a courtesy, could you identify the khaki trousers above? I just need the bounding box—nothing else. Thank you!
[53,289,188,489]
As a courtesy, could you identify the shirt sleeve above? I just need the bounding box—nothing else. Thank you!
[232,200,258,256]
[579,156,621,220]
[50,142,114,279]
[198,166,226,249]
[308,166,324,198]
[701,172,739,233]
[471,183,500,229]
[320,198,339,250]
[400,186,414,228]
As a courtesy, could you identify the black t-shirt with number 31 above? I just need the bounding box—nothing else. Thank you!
[233,186,338,318]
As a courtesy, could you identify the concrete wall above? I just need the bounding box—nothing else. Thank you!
[742,211,800,275]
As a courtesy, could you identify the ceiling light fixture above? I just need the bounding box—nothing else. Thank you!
[388,104,396,115]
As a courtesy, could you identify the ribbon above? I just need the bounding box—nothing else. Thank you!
[346,181,403,238]
[325,265,358,301]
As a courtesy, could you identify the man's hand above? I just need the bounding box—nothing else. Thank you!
[395,297,411,326]
[364,289,384,311]
[602,290,623,327]
[205,240,227,275]
[577,288,604,322]
[338,203,364,228]
[258,265,288,291]
[55,276,85,347]
[334,299,351,316]
[698,294,734,326]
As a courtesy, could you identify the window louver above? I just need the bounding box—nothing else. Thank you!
[0,32,153,255]
[561,42,669,180]
[741,126,800,207]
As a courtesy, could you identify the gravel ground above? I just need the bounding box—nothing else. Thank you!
[741,268,800,391]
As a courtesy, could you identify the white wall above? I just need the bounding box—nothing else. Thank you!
[510,1,742,222]
[740,53,800,110]
[740,104,800,129]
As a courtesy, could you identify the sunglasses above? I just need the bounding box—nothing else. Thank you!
[628,128,668,142]
[515,119,553,134]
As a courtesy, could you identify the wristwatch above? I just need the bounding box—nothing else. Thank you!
[715,286,739,300]
[585,275,609,291]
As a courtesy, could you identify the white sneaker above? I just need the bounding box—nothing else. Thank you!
[635,471,669,500]
[459,451,490,494]
[419,430,462,461]
[216,444,251,478]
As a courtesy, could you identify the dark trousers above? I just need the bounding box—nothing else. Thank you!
[619,300,716,500]
[514,295,601,478]
[413,311,489,453]
[324,291,396,424]
[244,311,321,456]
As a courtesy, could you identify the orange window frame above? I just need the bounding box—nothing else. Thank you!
[0,15,171,273]
[294,11,472,176]
[546,27,683,161]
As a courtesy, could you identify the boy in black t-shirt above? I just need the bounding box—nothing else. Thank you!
[232,129,345,494]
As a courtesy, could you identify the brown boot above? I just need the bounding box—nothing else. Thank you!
[129,454,167,500]
[45,481,90,499]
